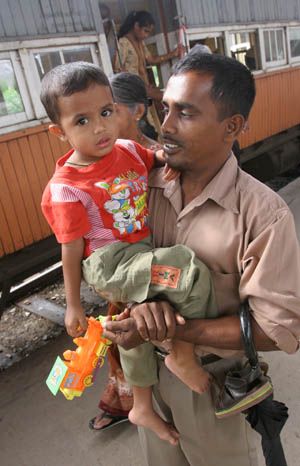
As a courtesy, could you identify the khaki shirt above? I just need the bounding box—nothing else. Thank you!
[148,155,300,356]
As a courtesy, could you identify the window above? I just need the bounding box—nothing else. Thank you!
[0,52,33,128]
[229,31,261,71]
[146,42,163,88]
[189,37,225,55]
[263,29,286,66]
[34,46,94,79]
[0,60,24,116]
[22,44,100,119]
[289,27,300,60]
[0,40,108,130]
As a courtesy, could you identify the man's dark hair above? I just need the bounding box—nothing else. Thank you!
[110,72,149,117]
[173,53,256,120]
[118,10,154,39]
[40,61,111,124]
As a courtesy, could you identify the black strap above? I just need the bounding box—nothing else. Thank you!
[240,302,259,369]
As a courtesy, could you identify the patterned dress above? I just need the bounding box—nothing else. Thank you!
[114,36,161,135]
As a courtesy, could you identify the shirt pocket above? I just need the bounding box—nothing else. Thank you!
[210,270,241,315]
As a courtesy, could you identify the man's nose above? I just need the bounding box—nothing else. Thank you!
[161,111,176,135]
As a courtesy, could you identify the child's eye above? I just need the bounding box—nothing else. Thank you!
[101,108,113,117]
[77,117,88,126]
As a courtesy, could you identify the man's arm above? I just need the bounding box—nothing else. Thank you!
[175,314,278,351]
[62,238,88,337]
[103,301,277,351]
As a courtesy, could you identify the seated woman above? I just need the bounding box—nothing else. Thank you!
[89,72,160,431]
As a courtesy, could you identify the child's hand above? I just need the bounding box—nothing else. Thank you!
[163,164,180,181]
[64,305,88,337]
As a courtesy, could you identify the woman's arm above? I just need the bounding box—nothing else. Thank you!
[146,45,184,66]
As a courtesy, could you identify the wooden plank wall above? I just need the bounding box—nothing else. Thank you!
[239,67,300,148]
[0,124,69,257]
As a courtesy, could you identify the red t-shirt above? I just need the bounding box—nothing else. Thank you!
[41,139,154,257]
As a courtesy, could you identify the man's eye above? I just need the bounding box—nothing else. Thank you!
[77,117,88,125]
[181,111,193,118]
[102,109,113,117]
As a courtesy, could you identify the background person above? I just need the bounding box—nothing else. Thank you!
[114,10,183,135]
[112,72,160,149]
[103,53,300,466]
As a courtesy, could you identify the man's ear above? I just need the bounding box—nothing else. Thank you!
[48,124,67,142]
[223,115,245,142]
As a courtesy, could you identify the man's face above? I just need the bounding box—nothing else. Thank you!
[161,72,230,173]
[55,84,119,163]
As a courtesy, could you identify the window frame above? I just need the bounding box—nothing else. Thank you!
[226,29,261,71]
[0,51,34,128]
[262,28,287,67]
[187,30,225,55]
[287,26,300,63]
[21,43,100,119]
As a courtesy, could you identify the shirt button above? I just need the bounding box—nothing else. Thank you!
[177,222,181,228]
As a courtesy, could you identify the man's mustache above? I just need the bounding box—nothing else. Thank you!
[162,136,182,146]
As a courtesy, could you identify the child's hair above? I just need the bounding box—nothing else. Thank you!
[40,61,111,124]
[110,72,149,118]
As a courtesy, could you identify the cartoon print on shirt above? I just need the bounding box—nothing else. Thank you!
[95,173,148,236]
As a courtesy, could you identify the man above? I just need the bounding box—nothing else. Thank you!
[104,53,300,466]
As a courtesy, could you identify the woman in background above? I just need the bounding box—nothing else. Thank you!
[112,72,161,150]
[114,10,182,135]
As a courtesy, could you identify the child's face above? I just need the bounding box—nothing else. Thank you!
[51,83,118,163]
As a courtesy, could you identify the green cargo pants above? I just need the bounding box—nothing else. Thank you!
[82,237,217,386]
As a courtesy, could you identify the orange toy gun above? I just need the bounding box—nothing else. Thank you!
[46,315,112,400]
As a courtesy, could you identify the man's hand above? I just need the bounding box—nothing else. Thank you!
[103,301,185,349]
[103,317,144,350]
[130,301,185,342]
[64,305,88,337]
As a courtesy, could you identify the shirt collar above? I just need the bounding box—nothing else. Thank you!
[149,154,240,215]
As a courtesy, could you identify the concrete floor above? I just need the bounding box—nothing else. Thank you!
[0,179,299,466]
[0,332,144,466]
[1,334,300,466]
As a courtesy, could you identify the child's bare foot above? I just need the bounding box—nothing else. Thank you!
[129,407,179,446]
[165,353,211,394]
